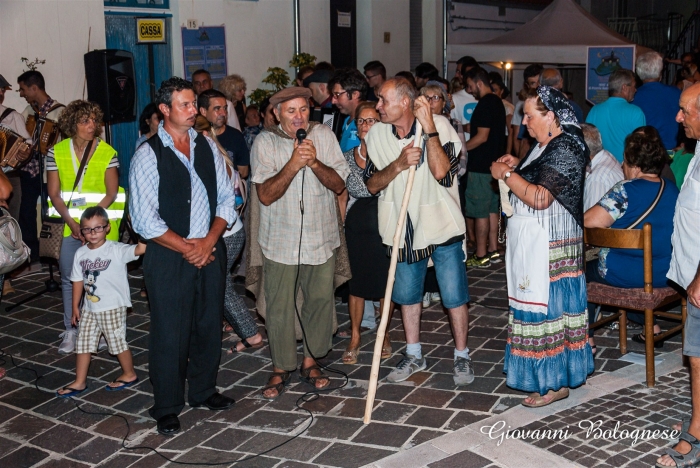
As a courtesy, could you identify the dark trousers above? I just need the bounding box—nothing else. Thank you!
[144,239,226,420]
[18,170,41,262]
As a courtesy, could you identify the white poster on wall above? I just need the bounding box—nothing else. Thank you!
[338,11,351,28]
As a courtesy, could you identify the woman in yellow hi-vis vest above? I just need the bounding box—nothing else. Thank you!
[46,100,125,355]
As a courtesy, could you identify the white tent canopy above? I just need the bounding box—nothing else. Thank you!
[448,0,650,65]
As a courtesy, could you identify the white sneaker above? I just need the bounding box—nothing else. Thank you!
[97,336,108,351]
[430,292,441,303]
[422,292,431,308]
[58,330,77,355]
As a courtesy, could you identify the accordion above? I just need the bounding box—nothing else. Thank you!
[26,114,61,155]
[0,127,31,169]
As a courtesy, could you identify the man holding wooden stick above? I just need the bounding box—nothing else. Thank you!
[364,78,473,386]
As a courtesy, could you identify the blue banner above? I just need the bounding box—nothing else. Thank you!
[181,26,227,86]
[586,46,636,105]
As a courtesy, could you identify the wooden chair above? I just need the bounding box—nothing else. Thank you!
[585,223,686,387]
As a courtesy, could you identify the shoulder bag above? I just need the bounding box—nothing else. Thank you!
[0,207,30,275]
[39,139,93,261]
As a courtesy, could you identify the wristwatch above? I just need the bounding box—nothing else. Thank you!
[422,132,439,142]
[503,171,512,181]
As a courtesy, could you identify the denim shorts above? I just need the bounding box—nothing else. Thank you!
[684,301,700,357]
[392,240,470,309]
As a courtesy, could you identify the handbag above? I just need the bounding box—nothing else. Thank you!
[586,179,666,262]
[39,139,93,261]
[0,207,30,275]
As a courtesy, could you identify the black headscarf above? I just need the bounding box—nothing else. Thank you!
[515,86,589,227]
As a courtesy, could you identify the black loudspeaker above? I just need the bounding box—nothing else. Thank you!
[84,49,137,123]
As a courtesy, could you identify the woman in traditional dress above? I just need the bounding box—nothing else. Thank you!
[491,86,594,407]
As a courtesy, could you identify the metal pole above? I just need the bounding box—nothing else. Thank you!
[443,0,448,77]
[293,0,301,59]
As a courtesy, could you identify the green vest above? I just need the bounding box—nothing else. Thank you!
[47,139,125,239]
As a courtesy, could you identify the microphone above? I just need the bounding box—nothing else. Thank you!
[296,128,307,145]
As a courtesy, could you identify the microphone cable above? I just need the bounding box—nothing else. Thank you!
[0,129,351,466]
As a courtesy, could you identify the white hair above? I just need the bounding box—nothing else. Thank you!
[636,52,663,81]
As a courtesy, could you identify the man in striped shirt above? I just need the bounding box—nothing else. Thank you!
[364,78,474,386]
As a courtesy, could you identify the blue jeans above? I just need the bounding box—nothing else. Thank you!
[59,235,83,330]
[393,240,469,309]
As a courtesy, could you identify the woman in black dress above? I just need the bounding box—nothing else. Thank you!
[343,102,393,364]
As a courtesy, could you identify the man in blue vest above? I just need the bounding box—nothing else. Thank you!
[130,77,237,436]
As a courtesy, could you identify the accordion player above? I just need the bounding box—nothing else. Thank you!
[0,127,31,169]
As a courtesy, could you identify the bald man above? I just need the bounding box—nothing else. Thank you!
[539,68,584,122]
[658,83,700,467]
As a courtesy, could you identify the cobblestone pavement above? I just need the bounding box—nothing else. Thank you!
[0,261,686,468]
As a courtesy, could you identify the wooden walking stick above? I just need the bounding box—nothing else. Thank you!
[363,123,423,424]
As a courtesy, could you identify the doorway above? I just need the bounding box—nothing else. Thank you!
[104,13,173,189]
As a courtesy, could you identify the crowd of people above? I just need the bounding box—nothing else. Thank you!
[2,49,700,466]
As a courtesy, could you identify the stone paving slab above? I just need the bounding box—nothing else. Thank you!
[0,261,686,467]
[369,350,686,468]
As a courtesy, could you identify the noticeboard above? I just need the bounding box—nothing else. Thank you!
[137,18,166,43]
[586,45,636,105]
[181,26,227,84]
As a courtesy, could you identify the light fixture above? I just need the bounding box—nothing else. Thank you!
[505,62,512,70]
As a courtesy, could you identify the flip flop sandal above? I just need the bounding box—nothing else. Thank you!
[228,338,264,354]
[632,331,664,349]
[299,364,330,390]
[336,327,375,339]
[105,378,139,392]
[381,343,392,360]
[261,371,291,400]
[342,347,360,365]
[522,387,569,408]
[56,386,88,398]
[656,431,700,468]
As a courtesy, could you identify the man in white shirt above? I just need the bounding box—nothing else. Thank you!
[452,57,479,135]
[580,123,623,211]
[658,83,700,468]
[0,74,30,139]
[0,74,29,220]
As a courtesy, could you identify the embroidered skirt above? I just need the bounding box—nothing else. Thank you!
[503,206,594,395]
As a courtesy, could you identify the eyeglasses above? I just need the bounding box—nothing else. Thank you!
[357,118,378,125]
[78,117,97,125]
[80,224,109,235]
[365,73,379,80]
[424,95,444,102]
[332,91,350,99]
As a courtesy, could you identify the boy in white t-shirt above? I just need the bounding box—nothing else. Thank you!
[56,206,146,398]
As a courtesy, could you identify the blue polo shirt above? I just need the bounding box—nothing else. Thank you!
[339,116,360,153]
[633,81,682,150]
[585,97,646,162]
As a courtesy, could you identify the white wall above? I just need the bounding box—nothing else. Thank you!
[0,0,106,111]
[172,0,331,94]
[422,0,444,74]
[357,0,410,76]
[447,3,538,46]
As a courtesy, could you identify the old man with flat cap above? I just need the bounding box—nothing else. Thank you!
[249,87,350,400]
